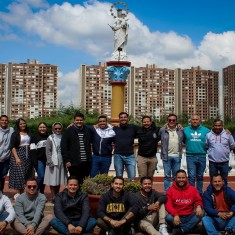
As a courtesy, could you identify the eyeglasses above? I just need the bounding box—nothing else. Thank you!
[168,119,176,122]
[27,185,37,189]
[54,128,61,130]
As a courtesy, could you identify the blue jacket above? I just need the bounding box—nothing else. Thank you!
[183,125,210,156]
[90,124,115,157]
[203,184,235,217]
[206,129,235,162]
[158,126,184,160]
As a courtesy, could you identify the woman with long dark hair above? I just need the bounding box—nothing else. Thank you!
[9,118,33,199]
[30,122,49,194]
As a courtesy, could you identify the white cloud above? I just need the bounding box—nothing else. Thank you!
[58,69,79,106]
[1,0,235,106]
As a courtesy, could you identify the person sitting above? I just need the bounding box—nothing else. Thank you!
[96,176,138,235]
[135,176,169,235]
[50,176,96,235]
[12,177,54,235]
[165,169,203,235]
[202,174,235,235]
[0,190,15,233]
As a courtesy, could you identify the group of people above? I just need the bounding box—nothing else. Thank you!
[0,115,67,202]
[0,112,235,234]
[0,172,234,235]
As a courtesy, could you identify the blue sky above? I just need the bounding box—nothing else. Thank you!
[0,0,235,105]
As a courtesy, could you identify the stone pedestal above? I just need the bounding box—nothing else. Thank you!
[106,61,131,126]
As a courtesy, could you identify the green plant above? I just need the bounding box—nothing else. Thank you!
[81,174,113,195]
[81,174,141,195]
[124,180,140,193]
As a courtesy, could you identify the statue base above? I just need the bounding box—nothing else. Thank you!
[106,61,131,126]
[107,61,131,67]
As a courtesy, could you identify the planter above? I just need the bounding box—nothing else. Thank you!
[88,194,101,218]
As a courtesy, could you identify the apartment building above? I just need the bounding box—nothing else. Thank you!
[223,64,235,118]
[79,63,219,120]
[177,67,219,121]
[0,64,7,116]
[7,60,58,119]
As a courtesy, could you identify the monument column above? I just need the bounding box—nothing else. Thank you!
[107,2,130,126]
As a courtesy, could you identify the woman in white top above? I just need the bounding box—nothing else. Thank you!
[9,118,34,198]
[44,122,67,202]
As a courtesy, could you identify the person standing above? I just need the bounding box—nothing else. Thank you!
[206,119,235,185]
[137,116,160,178]
[30,122,49,194]
[202,174,235,235]
[135,176,169,235]
[90,115,115,177]
[165,170,203,235]
[158,114,184,192]
[0,115,14,192]
[183,114,210,195]
[61,112,92,184]
[50,176,96,235]
[9,118,34,199]
[113,112,138,180]
[44,122,67,202]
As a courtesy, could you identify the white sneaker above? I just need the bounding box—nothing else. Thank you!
[159,224,169,235]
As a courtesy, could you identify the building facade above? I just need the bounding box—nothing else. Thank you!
[177,67,219,121]
[79,63,219,121]
[223,64,235,118]
[7,60,58,119]
[0,64,7,116]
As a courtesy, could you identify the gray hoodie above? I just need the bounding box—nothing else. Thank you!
[0,126,14,162]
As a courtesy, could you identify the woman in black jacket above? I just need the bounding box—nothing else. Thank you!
[30,122,49,193]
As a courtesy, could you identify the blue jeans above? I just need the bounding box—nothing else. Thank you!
[36,160,46,193]
[114,154,136,180]
[51,217,96,235]
[166,213,201,233]
[163,156,181,191]
[202,215,235,235]
[209,161,229,185]
[186,156,206,195]
[90,155,112,177]
[0,212,8,221]
[0,159,10,191]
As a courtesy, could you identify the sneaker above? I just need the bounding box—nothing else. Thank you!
[172,228,184,235]
[159,224,169,235]
[225,227,233,235]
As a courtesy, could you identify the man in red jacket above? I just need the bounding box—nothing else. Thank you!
[165,169,203,235]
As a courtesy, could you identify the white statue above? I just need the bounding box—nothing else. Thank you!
[109,4,129,61]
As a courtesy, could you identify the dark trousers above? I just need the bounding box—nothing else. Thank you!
[68,162,91,184]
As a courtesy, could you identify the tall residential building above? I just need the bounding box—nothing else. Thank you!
[177,67,219,121]
[223,64,235,118]
[7,60,58,119]
[79,63,219,120]
[0,64,7,116]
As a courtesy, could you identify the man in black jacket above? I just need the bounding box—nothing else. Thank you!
[50,176,96,234]
[97,176,138,235]
[135,176,168,235]
[61,112,92,184]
